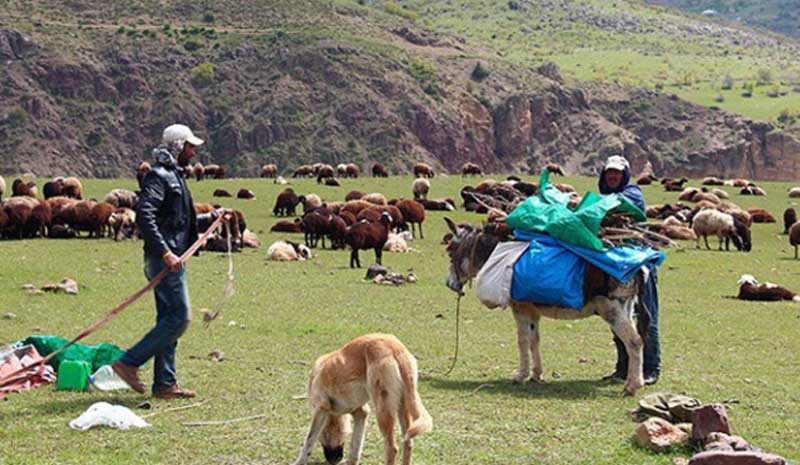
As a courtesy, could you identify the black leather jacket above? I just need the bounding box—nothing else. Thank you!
[136,148,215,258]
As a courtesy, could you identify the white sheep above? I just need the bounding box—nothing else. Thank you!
[692,209,740,251]
[274,176,288,185]
[299,194,322,213]
[108,208,136,241]
[788,187,800,198]
[412,178,431,200]
[383,231,413,253]
[266,241,312,261]
[710,188,729,199]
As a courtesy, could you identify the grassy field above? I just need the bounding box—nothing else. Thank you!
[1,174,799,464]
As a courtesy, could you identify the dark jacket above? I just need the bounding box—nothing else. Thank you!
[136,148,215,258]
[598,165,646,211]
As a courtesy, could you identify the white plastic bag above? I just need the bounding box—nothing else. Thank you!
[69,402,150,431]
[474,241,529,309]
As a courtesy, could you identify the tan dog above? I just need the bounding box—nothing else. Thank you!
[292,334,432,465]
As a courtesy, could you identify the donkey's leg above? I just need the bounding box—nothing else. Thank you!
[528,317,544,383]
[605,301,644,396]
[512,308,532,383]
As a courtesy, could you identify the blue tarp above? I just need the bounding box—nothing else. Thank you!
[511,231,666,310]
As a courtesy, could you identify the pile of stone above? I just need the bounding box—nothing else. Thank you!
[633,393,787,464]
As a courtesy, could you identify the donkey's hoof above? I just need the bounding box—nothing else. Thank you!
[511,372,530,384]
[529,373,545,383]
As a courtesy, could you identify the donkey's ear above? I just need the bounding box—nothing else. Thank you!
[444,217,459,235]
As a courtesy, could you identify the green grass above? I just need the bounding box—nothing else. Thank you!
[674,84,800,122]
[2,174,800,464]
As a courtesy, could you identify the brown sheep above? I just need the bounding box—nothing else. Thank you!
[293,165,314,178]
[301,209,332,248]
[205,164,225,179]
[413,162,435,178]
[545,163,565,176]
[737,274,799,300]
[357,205,404,231]
[271,218,304,233]
[636,173,658,185]
[701,176,725,186]
[194,202,214,215]
[328,215,348,249]
[315,165,335,182]
[461,162,483,177]
[104,189,139,209]
[663,177,689,192]
[47,196,78,225]
[137,161,152,187]
[237,188,256,200]
[395,199,426,239]
[678,187,701,201]
[213,189,232,198]
[362,193,387,206]
[728,178,749,188]
[345,190,366,202]
[2,200,33,239]
[29,202,52,238]
[344,212,393,268]
[372,163,388,178]
[345,163,360,178]
[341,199,373,217]
[109,207,137,241]
[12,179,36,198]
[747,208,776,223]
[338,210,357,226]
[260,163,278,178]
[691,192,721,204]
[323,178,341,187]
[62,177,83,199]
[273,188,300,216]
[783,208,797,234]
[89,202,115,238]
[791,222,800,258]
[193,163,206,181]
[43,179,64,199]
[0,208,8,237]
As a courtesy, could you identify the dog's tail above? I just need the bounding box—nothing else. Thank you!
[398,353,433,442]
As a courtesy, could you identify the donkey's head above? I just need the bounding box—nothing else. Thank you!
[444,217,505,295]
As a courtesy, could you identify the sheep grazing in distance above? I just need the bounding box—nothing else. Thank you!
[384,231,413,253]
[104,189,139,209]
[363,192,387,205]
[692,209,743,251]
[545,162,565,176]
[315,164,335,183]
[737,275,800,302]
[213,189,232,198]
[413,162,435,178]
[412,178,431,200]
[341,199,373,217]
[395,198,426,239]
[302,209,332,248]
[732,217,752,252]
[237,188,256,200]
[783,208,797,234]
[137,161,151,187]
[663,177,689,192]
[371,163,388,178]
[267,240,312,262]
[636,173,658,185]
[345,190,366,202]
[193,163,205,181]
[62,177,83,199]
[740,185,766,196]
[790,221,800,257]
[345,212,393,268]
[260,163,278,178]
[336,163,348,177]
[298,194,322,213]
[788,187,800,198]
[726,178,749,187]
[357,205,404,232]
[327,215,348,249]
[292,165,313,178]
[461,162,483,177]
[273,188,300,216]
[204,164,225,179]
[701,176,725,186]
[345,163,360,178]
[109,208,137,241]
[89,202,115,238]
[747,208,776,223]
[271,218,304,233]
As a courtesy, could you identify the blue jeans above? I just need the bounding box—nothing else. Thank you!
[613,267,660,376]
[119,255,191,393]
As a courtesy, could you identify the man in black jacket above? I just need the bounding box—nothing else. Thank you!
[112,124,223,399]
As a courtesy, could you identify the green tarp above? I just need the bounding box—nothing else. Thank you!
[21,336,125,372]
[506,171,646,251]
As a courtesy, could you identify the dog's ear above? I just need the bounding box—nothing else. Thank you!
[444,217,459,236]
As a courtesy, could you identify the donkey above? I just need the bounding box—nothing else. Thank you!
[443,218,651,396]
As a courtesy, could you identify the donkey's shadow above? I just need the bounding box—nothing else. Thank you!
[424,376,622,400]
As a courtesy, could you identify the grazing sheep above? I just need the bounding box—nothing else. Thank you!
[636,173,658,185]
[336,164,348,177]
[109,207,137,241]
[737,274,800,301]
[271,218,304,233]
[2,198,34,239]
[788,187,800,198]
[663,177,689,192]
[302,209,332,248]
[89,202,115,238]
[12,179,36,197]
[0,175,5,201]
[267,240,312,261]
[137,161,152,187]
[747,208,776,223]
[327,215,348,249]
[293,165,313,178]
[260,163,278,178]
[323,178,340,187]
[341,199,373,217]
[545,162,565,176]
[104,189,139,209]
[298,194,322,213]
[242,229,260,248]
[357,205,404,231]
[783,208,797,234]
[315,164,335,182]
[461,162,483,177]
[62,177,83,199]
[28,201,52,238]
[412,178,431,200]
[363,192,387,205]
[420,199,455,211]
[692,209,743,251]
[372,162,389,177]
[213,189,232,197]
[791,222,800,258]
[345,190,366,202]
[732,217,752,252]
[384,231,412,253]
[345,212,393,268]
[662,224,696,241]
[395,198,426,239]
[338,210,357,226]
[47,196,78,226]
[193,163,205,181]
[205,164,225,179]
[345,163,360,178]
[413,162,435,178]
[273,188,300,216]
[701,176,725,186]
[43,179,65,199]
[237,188,256,200]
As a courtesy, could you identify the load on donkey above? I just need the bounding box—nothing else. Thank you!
[444,170,666,396]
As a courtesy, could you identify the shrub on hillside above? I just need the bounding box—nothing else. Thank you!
[191,62,216,86]
[409,57,437,90]
[184,40,202,52]
[741,81,754,98]
[471,62,490,82]
[721,73,734,90]
[383,2,417,21]
[757,68,773,86]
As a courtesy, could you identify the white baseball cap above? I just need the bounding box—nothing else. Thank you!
[604,155,629,172]
[162,124,204,147]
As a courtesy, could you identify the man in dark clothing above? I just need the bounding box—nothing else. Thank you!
[112,124,225,399]
[598,155,661,386]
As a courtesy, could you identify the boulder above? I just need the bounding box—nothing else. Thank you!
[704,432,753,452]
[691,404,730,442]
[635,417,689,452]
[688,451,786,465]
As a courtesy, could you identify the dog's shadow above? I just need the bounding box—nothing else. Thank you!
[424,376,622,400]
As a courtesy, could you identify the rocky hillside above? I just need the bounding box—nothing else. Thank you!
[647,0,800,40]
[1,0,799,179]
